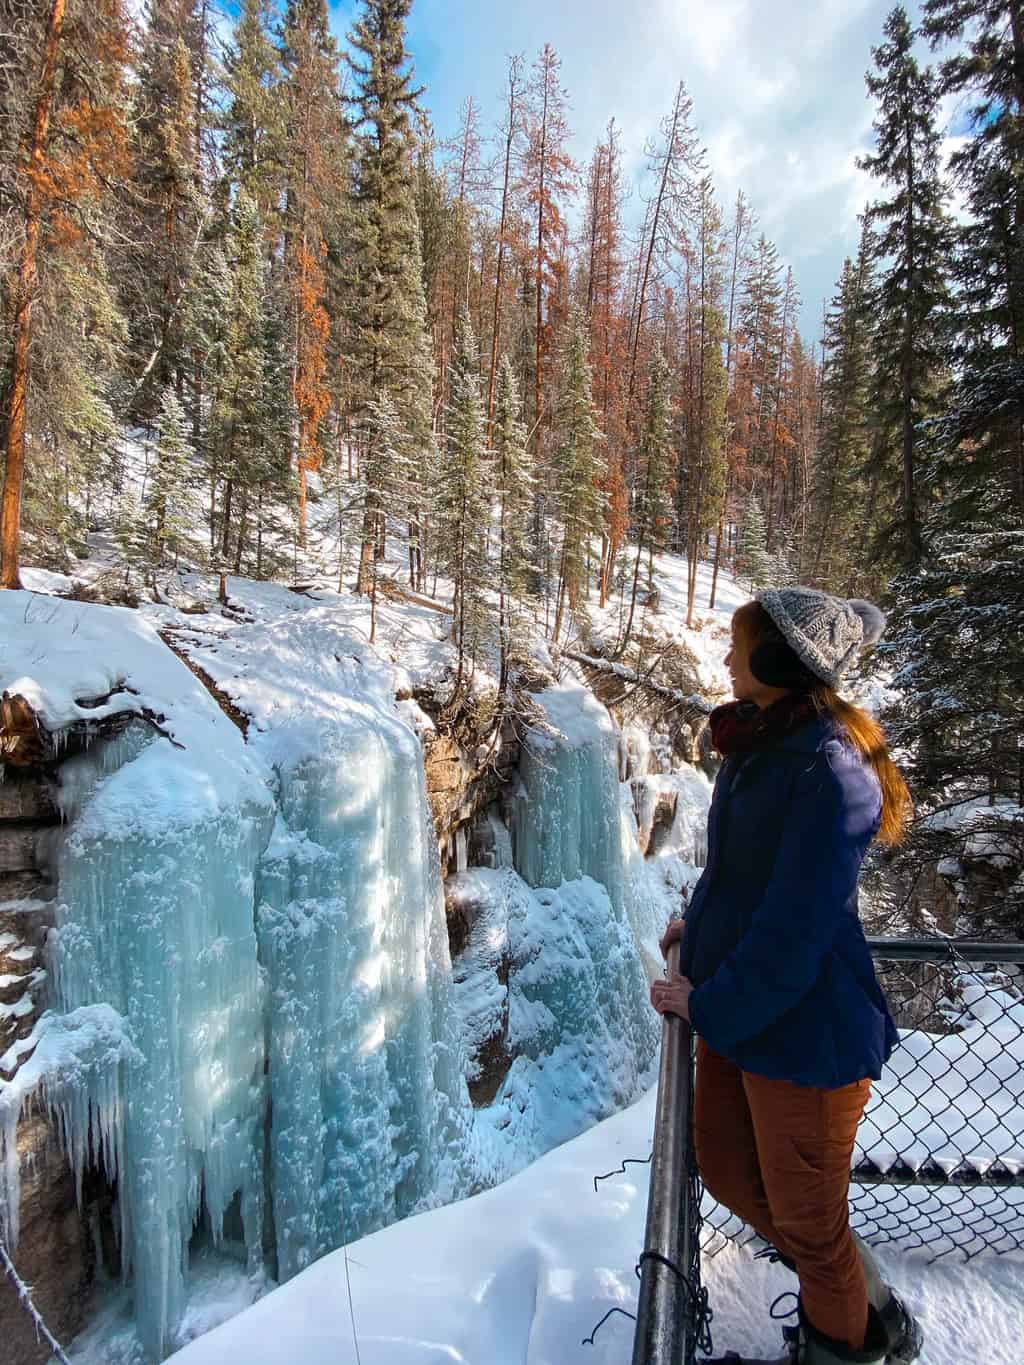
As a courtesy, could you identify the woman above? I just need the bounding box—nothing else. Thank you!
[650,587,922,1365]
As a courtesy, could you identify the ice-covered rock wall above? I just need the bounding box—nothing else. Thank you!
[0,594,281,1365]
[50,727,274,1361]
[1,599,481,1361]
[499,685,666,1144]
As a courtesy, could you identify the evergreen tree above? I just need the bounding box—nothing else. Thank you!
[709,190,757,612]
[280,0,345,543]
[437,313,493,689]
[859,5,952,567]
[493,355,536,688]
[221,0,283,234]
[19,237,127,572]
[204,191,294,573]
[345,0,435,593]
[620,346,672,649]
[736,492,774,590]
[552,309,603,642]
[880,491,1024,934]
[122,1,206,418]
[123,386,201,581]
[807,227,875,593]
[0,0,131,586]
[583,119,630,609]
[736,233,784,496]
[683,174,729,625]
[521,43,576,450]
[867,0,1024,937]
[923,0,1024,514]
[764,265,800,547]
[359,388,417,642]
[486,55,526,426]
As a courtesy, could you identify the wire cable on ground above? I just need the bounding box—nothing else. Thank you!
[0,1236,72,1365]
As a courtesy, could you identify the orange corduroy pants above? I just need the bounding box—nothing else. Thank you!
[694,1037,872,1350]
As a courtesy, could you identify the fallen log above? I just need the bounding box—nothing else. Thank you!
[564,651,714,717]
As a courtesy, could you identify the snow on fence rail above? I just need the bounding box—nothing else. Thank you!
[703,938,1024,1262]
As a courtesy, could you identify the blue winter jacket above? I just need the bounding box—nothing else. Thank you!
[682,713,898,1088]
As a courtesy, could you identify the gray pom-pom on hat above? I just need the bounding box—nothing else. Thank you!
[754,586,887,688]
[846,597,886,647]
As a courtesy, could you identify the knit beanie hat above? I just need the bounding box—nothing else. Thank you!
[752,586,887,689]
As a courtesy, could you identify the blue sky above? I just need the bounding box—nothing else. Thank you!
[330,0,964,347]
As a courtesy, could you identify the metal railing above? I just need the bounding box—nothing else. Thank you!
[631,941,706,1365]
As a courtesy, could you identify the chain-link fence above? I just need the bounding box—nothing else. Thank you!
[702,939,1024,1262]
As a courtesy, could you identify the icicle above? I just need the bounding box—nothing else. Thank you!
[50,729,273,1361]
[0,1004,136,1249]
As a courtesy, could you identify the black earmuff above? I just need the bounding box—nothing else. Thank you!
[748,633,817,690]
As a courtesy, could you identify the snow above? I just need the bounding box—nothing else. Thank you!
[0,590,271,835]
[164,1083,1024,1365]
[922,795,1023,837]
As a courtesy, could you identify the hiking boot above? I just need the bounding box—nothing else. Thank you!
[852,1234,924,1365]
[704,1301,888,1364]
[755,1238,923,1365]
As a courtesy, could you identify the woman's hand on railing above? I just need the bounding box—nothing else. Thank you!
[650,972,693,1023]
[659,918,685,958]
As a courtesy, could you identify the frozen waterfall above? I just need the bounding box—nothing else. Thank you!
[173,609,481,1284]
[50,721,274,1362]
[256,694,477,1281]
[495,684,663,1148]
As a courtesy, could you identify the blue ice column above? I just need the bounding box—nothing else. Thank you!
[256,703,476,1282]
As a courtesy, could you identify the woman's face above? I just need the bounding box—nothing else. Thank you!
[724,625,760,703]
[724,621,791,708]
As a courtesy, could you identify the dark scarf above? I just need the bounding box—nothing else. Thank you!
[709,693,818,757]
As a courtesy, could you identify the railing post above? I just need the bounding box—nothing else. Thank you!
[632,941,700,1365]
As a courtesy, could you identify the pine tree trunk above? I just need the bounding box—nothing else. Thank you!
[356,500,376,594]
[709,482,728,611]
[222,476,234,558]
[902,113,920,564]
[234,491,248,573]
[0,0,66,589]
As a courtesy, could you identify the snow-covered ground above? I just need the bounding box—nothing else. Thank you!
[160,1083,1024,1365]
